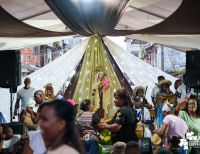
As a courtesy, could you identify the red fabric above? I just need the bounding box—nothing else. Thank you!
[67,99,78,106]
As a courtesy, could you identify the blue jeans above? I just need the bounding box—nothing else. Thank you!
[85,139,99,154]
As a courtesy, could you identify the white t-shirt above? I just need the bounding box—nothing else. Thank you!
[28,131,46,154]
[17,87,35,111]
[151,85,160,98]
[135,107,151,121]
[2,135,20,151]
[177,83,195,103]
[47,144,79,154]
[135,107,152,137]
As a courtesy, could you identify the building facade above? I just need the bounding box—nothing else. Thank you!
[125,38,186,74]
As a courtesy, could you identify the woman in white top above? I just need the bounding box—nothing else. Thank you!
[24,131,46,154]
[23,103,48,154]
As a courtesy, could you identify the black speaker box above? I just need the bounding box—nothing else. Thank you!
[0,50,21,88]
[185,50,200,87]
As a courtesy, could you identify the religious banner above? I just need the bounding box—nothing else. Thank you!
[73,35,121,117]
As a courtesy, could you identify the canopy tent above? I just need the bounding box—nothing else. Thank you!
[0,36,176,121]
[72,36,122,117]
[0,0,198,120]
[0,0,193,50]
[0,35,177,121]
[0,38,89,121]
[104,37,176,99]
[1,0,200,49]
[0,36,71,50]
[0,6,75,37]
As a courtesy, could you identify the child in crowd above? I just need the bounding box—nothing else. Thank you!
[124,141,140,154]
[111,142,126,154]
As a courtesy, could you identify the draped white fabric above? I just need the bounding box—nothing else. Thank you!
[128,34,200,50]
[27,38,88,93]
[0,38,88,121]
[0,36,71,50]
[104,37,177,101]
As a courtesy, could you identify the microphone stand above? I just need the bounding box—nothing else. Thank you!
[141,97,145,138]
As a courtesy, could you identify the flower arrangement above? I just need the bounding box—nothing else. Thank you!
[97,129,112,145]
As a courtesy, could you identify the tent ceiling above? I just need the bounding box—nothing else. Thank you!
[0,0,50,20]
[0,6,75,37]
[120,0,182,30]
[1,0,199,49]
[0,0,182,31]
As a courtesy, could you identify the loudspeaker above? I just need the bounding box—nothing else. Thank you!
[0,50,21,88]
[138,138,152,154]
[186,50,200,87]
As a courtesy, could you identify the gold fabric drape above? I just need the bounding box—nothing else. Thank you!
[73,35,121,117]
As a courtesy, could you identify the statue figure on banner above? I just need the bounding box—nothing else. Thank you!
[92,72,111,118]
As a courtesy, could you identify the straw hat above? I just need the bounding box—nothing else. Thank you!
[44,83,53,88]
[133,86,145,96]
[151,133,162,145]
[158,80,172,86]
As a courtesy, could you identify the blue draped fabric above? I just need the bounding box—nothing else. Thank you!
[157,101,163,128]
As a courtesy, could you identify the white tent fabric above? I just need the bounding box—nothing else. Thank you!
[104,37,177,101]
[0,38,88,121]
[0,36,72,50]
[128,34,200,50]
[27,38,88,93]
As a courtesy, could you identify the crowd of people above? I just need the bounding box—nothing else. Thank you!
[0,74,200,154]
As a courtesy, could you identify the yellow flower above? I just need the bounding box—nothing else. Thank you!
[104,136,111,142]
